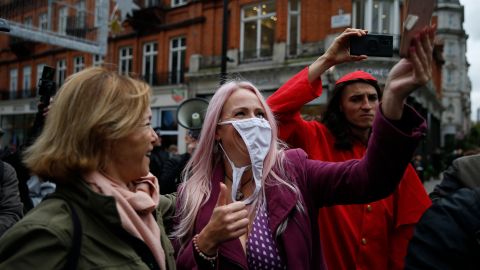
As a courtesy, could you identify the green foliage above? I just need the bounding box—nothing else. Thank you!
[457,123,480,151]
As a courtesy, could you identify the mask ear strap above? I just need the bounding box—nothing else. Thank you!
[231,166,247,203]
[218,143,232,164]
[218,142,250,203]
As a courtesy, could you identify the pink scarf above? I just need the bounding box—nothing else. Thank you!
[85,171,166,270]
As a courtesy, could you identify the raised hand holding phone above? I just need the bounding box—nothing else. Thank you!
[399,0,436,57]
[382,26,435,120]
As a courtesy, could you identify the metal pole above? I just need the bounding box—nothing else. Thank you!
[220,0,228,85]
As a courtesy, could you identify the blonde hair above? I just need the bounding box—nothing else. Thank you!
[23,67,151,181]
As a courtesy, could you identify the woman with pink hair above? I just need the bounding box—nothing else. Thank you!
[173,28,434,270]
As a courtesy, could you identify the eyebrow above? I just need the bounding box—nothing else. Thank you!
[231,105,264,111]
[349,92,377,97]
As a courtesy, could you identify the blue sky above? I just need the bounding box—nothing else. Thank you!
[460,0,480,121]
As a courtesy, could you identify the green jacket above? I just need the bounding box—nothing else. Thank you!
[0,178,176,270]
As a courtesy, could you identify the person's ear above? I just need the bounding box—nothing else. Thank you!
[215,126,221,141]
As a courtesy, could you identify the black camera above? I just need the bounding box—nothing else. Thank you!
[38,66,56,108]
[350,34,393,57]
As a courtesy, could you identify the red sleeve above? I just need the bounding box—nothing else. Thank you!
[389,164,432,270]
[394,165,432,228]
[389,225,414,270]
[266,67,323,142]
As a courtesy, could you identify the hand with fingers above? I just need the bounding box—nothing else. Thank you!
[309,28,369,82]
[195,183,249,256]
[325,28,370,65]
[381,25,436,120]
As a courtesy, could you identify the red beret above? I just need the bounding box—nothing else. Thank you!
[335,70,377,86]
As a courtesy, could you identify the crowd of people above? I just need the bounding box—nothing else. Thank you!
[0,26,478,270]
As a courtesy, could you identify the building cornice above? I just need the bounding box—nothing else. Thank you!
[109,16,206,42]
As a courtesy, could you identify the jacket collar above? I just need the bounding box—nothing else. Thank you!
[54,177,122,227]
[194,162,298,267]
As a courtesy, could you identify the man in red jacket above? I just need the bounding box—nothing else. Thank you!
[267,28,431,270]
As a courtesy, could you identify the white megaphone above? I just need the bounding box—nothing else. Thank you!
[176,98,209,131]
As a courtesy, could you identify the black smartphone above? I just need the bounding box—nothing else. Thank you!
[350,34,393,57]
[38,66,56,107]
[40,66,55,81]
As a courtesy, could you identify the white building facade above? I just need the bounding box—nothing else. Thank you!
[436,0,472,146]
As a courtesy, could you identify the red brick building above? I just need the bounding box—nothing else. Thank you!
[0,0,443,152]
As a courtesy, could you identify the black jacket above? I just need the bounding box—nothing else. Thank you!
[0,161,23,237]
[149,147,169,182]
[405,187,480,270]
[159,153,190,194]
[406,154,480,269]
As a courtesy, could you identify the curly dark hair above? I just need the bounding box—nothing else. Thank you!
[322,79,382,150]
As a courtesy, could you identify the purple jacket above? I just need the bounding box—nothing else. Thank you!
[176,105,426,270]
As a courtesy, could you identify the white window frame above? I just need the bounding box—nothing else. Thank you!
[57,59,67,86]
[169,37,186,84]
[76,0,86,28]
[352,0,400,35]
[145,0,160,7]
[22,66,32,97]
[9,69,18,99]
[119,47,133,75]
[142,42,158,84]
[171,0,187,8]
[58,7,68,35]
[39,12,48,30]
[94,0,101,27]
[92,54,104,67]
[74,56,85,73]
[446,69,453,85]
[240,1,277,60]
[152,107,179,136]
[287,0,301,56]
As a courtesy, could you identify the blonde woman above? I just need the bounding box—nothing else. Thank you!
[0,68,175,270]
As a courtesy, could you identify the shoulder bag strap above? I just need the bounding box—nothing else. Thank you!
[43,195,82,270]
[64,199,82,270]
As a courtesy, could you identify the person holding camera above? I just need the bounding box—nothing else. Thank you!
[0,67,176,269]
[266,28,432,270]
[159,130,198,195]
[173,27,432,269]
[150,127,170,184]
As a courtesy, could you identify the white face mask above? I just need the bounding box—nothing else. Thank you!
[217,117,272,204]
